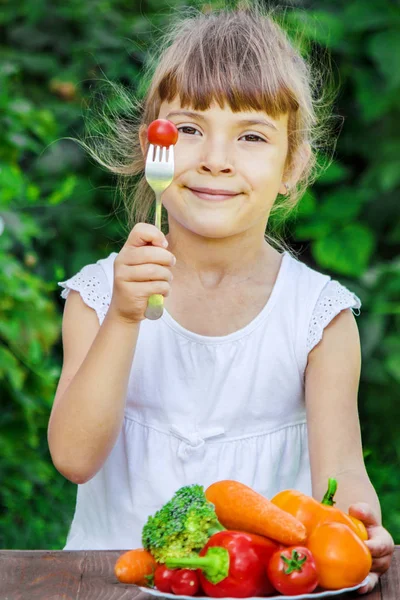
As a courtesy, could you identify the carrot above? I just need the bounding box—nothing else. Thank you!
[114,548,156,585]
[205,480,307,546]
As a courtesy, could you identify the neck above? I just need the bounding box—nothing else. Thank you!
[166,218,278,290]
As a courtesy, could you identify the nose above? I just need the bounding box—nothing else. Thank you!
[197,141,235,176]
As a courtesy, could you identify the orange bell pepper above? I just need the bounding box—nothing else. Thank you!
[271,478,368,541]
[307,521,372,589]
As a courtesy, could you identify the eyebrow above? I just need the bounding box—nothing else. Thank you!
[165,110,279,132]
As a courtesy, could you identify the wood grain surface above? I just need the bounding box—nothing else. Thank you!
[0,547,398,600]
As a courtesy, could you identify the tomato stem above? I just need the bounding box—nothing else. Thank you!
[144,572,155,587]
[321,478,337,506]
[281,550,307,575]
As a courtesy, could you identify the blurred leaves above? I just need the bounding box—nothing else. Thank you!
[0,0,399,549]
[313,224,375,277]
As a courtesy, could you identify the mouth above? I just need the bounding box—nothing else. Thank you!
[187,187,241,202]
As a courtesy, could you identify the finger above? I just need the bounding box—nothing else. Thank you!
[370,556,393,575]
[126,223,168,248]
[366,534,395,559]
[121,245,176,267]
[132,280,172,298]
[357,572,378,595]
[118,263,173,283]
[348,503,380,528]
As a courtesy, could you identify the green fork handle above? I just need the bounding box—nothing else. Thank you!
[145,191,164,320]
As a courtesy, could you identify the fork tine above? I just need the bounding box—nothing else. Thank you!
[146,143,154,165]
[146,143,175,166]
[153,145,162,162]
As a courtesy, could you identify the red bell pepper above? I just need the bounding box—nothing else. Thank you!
[165,530,278,598]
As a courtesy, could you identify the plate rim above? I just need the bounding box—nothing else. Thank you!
[138,575,370,599]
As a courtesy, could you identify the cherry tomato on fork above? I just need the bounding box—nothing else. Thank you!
[147,119,179,147]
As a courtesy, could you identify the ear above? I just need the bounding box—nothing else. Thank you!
[280,142,312,193]
[139,124,148,157]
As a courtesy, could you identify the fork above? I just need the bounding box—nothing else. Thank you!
[144,144,175,320]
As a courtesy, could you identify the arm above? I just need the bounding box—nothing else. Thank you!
[304,308,379,515]
[48,291,140,484]
[305,308,394,594]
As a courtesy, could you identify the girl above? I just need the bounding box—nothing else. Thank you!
[48,2,393,593]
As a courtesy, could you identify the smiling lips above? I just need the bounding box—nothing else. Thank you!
[188,186,240,201]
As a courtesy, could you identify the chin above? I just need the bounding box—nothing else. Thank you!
[185,219,243,239]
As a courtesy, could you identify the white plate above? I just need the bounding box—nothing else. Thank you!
[139,576,369,599]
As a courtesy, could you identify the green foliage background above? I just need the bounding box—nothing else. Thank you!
[1,0,399,549]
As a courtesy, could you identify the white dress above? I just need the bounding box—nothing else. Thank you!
[58,250,361,550]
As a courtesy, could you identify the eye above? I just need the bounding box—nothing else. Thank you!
[240,133,267,143]
[177,125,201,136]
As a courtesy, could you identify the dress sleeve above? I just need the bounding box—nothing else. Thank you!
[307,280,362,354]
[58,262,112,325]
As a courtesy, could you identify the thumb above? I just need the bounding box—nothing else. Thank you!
[349,502,379,528]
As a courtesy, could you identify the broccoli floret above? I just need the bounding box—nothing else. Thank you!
[142,484,224,563]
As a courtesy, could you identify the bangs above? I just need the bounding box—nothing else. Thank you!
[157,12,300,117]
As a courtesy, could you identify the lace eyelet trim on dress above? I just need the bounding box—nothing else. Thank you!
[58,265,111,325]
[307,280,361,354]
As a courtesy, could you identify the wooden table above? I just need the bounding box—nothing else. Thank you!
[0,548,399,600]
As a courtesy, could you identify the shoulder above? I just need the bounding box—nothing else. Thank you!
[95,251,118,283]
[58,251,118,325]
[284,251,362,372]
[307,306,361,368]
[286,250,362,318]
[284,251,332,313]
[286,253,361,309]
[58,251,118,291]
[307,278,361,353]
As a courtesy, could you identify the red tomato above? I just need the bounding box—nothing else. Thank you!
[147,119,178,147]
[154,564,176,593]
[267,546,319,596]
[171,569,200,596]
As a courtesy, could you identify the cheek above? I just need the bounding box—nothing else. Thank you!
[243,146,285,179]
[174,135,199,159]
[171,145,195,180]
[250,162,280,191]
[160,184,186,214]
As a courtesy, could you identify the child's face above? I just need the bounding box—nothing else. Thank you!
[154,97,289,240]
